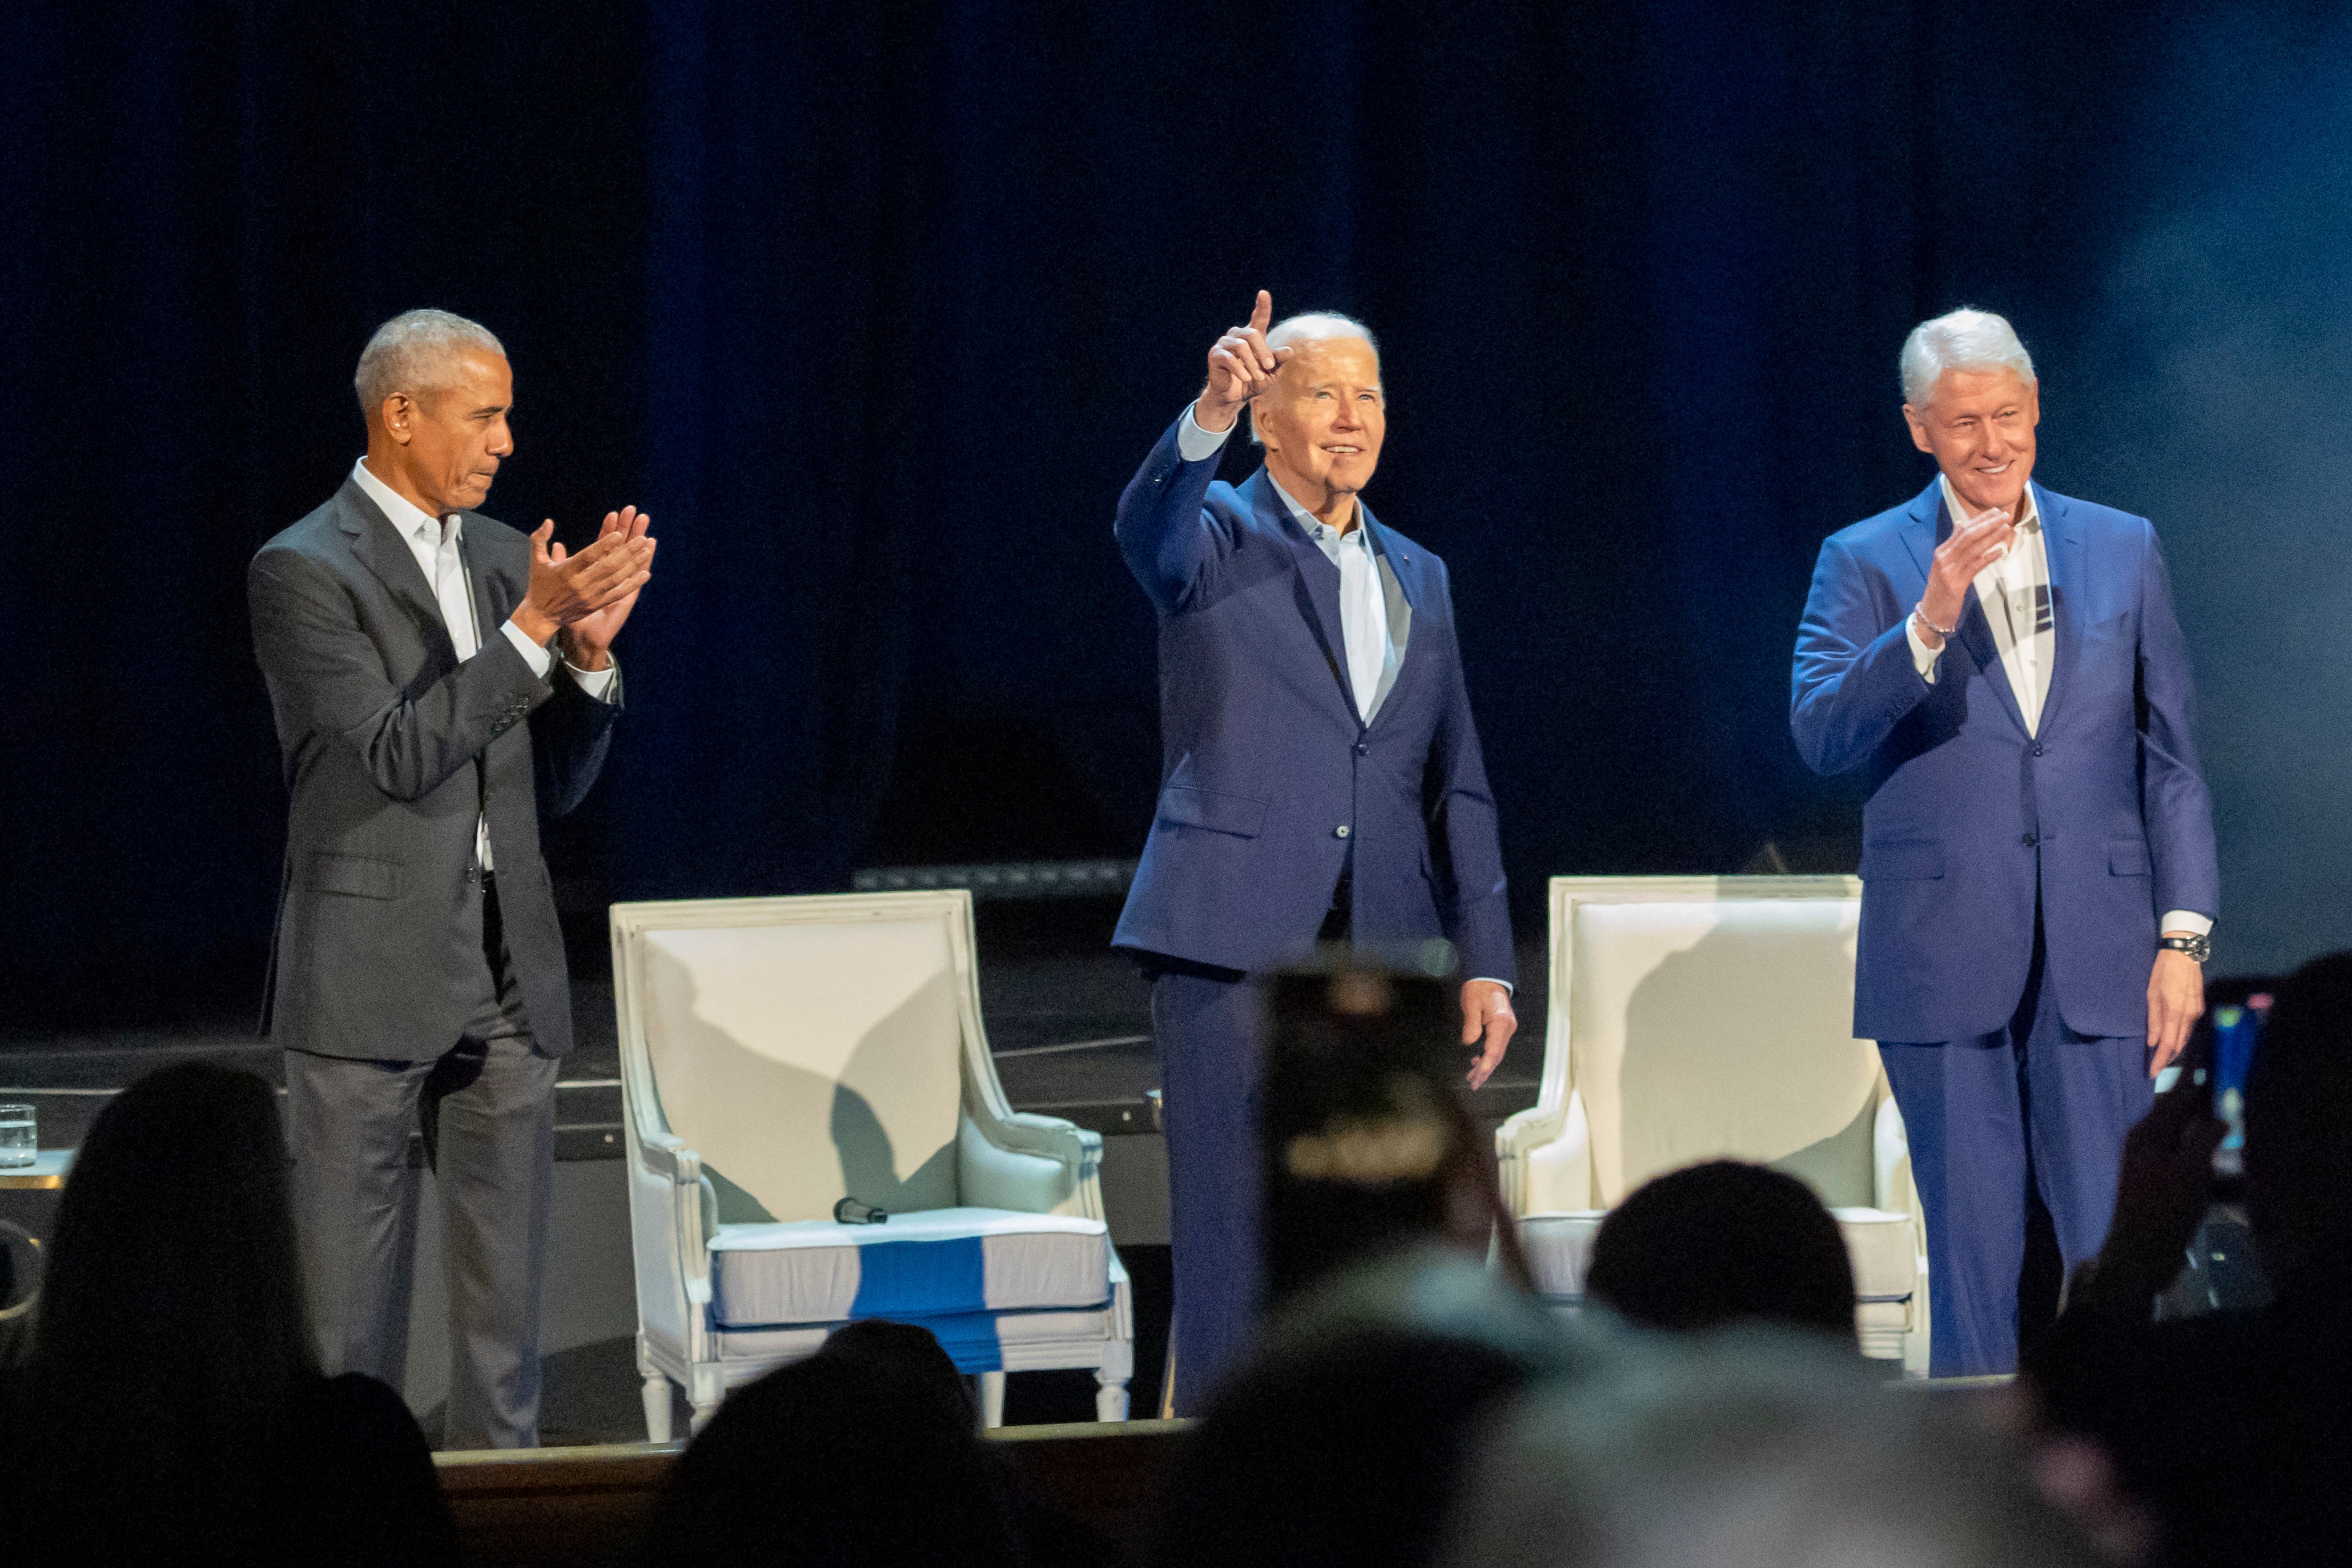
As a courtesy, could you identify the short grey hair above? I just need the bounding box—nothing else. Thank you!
[1900,307,2035,408]
[1250,311,1382,445]
[354,309,506,418]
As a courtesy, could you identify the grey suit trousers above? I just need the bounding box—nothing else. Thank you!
[284,878,557,1449]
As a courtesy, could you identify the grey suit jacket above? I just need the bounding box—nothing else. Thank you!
[248,479,622,1060]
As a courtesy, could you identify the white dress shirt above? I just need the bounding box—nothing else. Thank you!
[351,458,618,873]
[1905,472,2209,941]
[1178,405,1509,991]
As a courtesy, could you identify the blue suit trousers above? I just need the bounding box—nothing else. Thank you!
[1879,914,2153,1376]
[1151,965,1267,1416]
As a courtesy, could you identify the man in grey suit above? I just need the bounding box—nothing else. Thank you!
[249,309,656,1446]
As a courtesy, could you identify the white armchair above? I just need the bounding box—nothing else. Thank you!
[612,890,1133,1436]
[1495,877,1927,1367]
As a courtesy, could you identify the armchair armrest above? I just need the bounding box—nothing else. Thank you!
[629,1126,715,1360]
[1497,1088,1592,1215]
[959,1111,1100,1220]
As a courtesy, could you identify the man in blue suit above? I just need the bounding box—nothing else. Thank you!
[1114,291,1517,1408]
[1792,308,2218,1376]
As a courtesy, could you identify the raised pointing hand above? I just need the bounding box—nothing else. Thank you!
[1197,289,1294,433]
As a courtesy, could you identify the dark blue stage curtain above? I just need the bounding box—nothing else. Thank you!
[7,0,2352,1023]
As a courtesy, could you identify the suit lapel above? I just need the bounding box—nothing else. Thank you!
[1913,477,2030,737]
[1359,506,1418,726]
[337,480,448,641]
[1249,471,1357,715]
[2036,485,2081,732]
[461,516,509,649]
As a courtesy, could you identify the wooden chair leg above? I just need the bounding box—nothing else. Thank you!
[1095,1374,1130,1422]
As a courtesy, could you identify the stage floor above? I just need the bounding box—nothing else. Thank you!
[0,898,1547,1439]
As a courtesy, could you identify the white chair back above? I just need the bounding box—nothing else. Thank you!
[1529,875,1884,1211]
[620,894,982,1224]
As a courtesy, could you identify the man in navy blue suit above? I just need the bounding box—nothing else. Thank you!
[1113,291,1517,1409]
[1792,308,2219,1376]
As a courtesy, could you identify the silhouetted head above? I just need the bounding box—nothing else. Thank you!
[32,1062,313,1426]
[635,1333,1020,1568]
[1586,1160,1855,1341]
[813,1317,974,1428]
[1263,968,1531,1312]
[1154,1250,1568,1568]
[2244,951,2352,1281]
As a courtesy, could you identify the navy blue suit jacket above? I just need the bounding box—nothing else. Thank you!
[1111,417,1514,985]
[1792,478,2218,1042]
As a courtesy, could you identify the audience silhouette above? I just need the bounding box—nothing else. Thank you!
[1586,1160,1858,1342]
[2029,950,2352,1566]
[632,1320,1026,1568]
[1442,1329,2104,1568]
[0,1062,452,1567]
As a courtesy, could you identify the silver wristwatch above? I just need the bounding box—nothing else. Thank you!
[2158,932,2212,964]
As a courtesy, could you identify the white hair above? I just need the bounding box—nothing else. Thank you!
[355,309,506,417]
[1900,307,2035,408]
[1250,312,1381,445]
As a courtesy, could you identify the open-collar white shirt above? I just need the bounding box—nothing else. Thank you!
[351,457,617,872]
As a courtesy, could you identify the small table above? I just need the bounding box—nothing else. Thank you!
[0,1150,72,1191]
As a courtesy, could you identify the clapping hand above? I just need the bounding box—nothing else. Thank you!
[1196,290,1294,435]
[513,507,656,665]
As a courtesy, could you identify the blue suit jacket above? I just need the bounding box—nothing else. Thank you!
[1111,417,1514,984]
[1792,478,2218,1042]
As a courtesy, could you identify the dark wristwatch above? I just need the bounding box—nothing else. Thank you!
[2159,932,2212,964]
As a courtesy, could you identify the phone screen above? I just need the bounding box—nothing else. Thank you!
[2209,995,2267,1179]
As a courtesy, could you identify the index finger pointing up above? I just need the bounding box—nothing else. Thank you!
[1248,289,1272,334]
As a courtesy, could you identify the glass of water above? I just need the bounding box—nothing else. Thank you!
[0,1104,34,1168]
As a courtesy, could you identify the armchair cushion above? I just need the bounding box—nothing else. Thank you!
[707,1208,1110,1327]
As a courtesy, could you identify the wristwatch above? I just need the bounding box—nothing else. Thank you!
[2159,932,2213,964]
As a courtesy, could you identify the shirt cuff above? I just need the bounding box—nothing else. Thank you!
[1469,976,1514,995]
[1177,401,1237,463]
[500,617,554,678]
[2160,911,2213,938]
[565,656,620,701]
[1905,613,1943,681]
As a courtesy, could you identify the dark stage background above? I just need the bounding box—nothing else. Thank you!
[6,0,2350,1023]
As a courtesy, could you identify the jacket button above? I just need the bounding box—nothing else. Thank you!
[2032,743,2045,757]
[1354,742,1369,756]
[2021,833,2039,847]
[1334,825,1351,839]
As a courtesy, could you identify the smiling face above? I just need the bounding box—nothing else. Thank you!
[376,349,515,517]
[1252,333,1385,510]
[1903,367,2039,518]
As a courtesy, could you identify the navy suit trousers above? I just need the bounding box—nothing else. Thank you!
[1879,913,2153,1376]
[1150,964,1267,1416]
